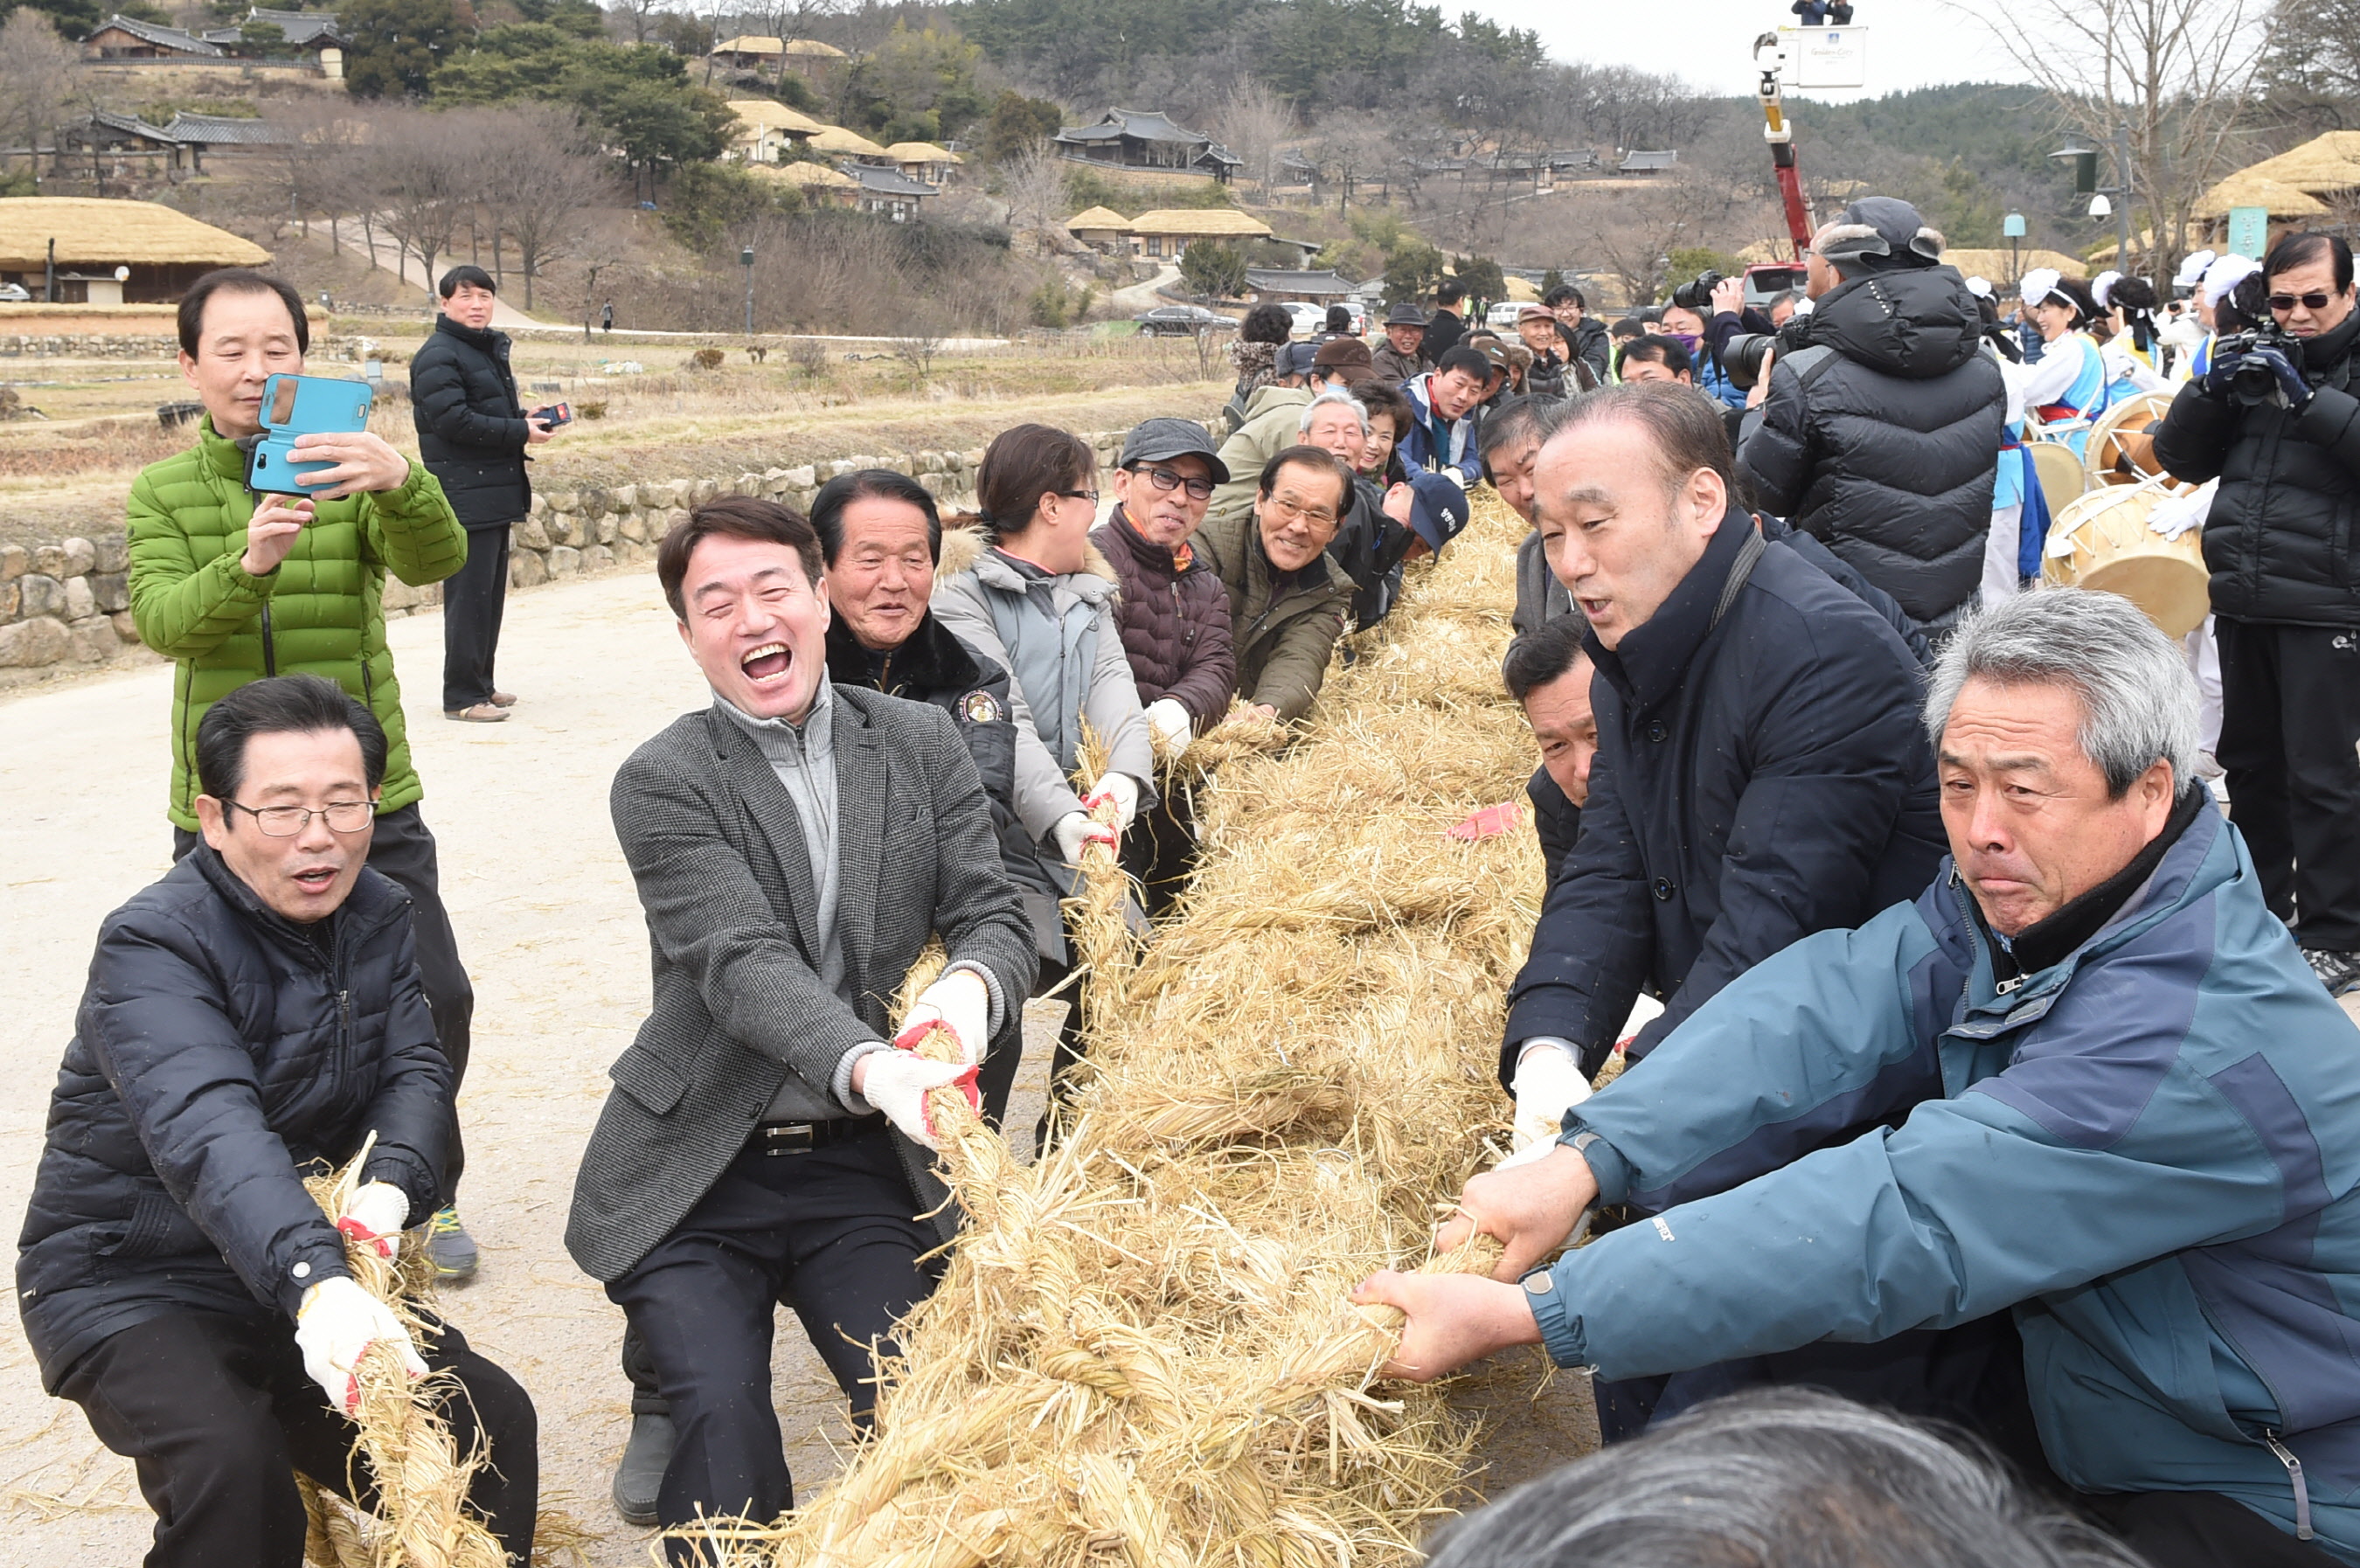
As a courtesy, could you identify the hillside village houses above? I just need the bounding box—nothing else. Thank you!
[1052,108,1243,182]
[82,9,344,74]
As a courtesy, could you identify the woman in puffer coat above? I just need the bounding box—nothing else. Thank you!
[932,424,1155,1140]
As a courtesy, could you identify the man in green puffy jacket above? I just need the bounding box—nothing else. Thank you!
[128,267,485,1278]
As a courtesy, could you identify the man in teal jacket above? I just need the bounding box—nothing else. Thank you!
[1361,588,2360,1568]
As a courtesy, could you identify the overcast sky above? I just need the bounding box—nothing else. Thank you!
[1475,0,2024,99]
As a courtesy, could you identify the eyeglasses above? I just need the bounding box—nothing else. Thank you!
[227,799,376,836]
[1059,489,1100,503]
[1130,465,1213,501]
[1266,496,1338,528]
[2270,292,2337,313]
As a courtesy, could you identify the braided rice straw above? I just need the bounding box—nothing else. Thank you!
[295,1136,508,1568]
[670,488,1548,1566]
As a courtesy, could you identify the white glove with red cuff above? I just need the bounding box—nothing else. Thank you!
[894,968,990,1067]
[1052,810,1117,867]
[337,1181,411,1261]
[1083,772,1142,835]
[295,1275,427,1415]
[857,1051,977,1150]
[1510,1039,1592,1152]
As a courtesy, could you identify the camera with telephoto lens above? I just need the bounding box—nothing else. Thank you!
[2215,320,2302,407]
[1722,332,1779,392]
[1669,270,1725,313]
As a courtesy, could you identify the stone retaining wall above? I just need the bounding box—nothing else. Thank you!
[0,428,1137,674]
[0,335,179,358]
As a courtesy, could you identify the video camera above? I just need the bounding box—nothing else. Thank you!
[2214,320,2304,407]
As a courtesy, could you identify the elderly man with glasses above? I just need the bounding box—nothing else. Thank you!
[1091,420,1240,911]
[2156,231,2360,998]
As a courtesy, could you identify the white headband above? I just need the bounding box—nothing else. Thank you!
[2018,267,2073,310]
[1965,275,1994,299]
[2175,249,2218,289]
[2092,269,2122,309]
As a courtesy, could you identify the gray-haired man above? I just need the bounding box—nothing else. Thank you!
[1367,587,2360,1568]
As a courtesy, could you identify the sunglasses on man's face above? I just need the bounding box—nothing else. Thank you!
[2270,292,2339,313]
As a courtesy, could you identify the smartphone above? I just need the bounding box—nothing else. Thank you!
[530,402,572,427]
[246,374,372,495]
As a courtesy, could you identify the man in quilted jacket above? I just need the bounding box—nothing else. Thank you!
[127,268,485,1278]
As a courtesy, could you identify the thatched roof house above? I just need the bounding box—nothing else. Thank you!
[1065,205,1131,248]
[0,198,268,303]
[1124,207,1271,259]
[2195,134,2360,231]
[1940,247,2088,286]
[884,141,961,184]
[725,99,826,163]
[805,125,890,161]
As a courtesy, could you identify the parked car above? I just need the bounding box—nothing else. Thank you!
[1135,305,1236,336]
[1485,301,1524,330]
[1281,301,1328,337]
[1743,262,1809,311]
[0,283,31,302]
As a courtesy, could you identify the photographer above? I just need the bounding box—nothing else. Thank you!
[2154,232,2360,996]
[1734,197,2004,630]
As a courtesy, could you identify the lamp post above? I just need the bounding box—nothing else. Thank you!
[740,246,755,336]
[2003,212,2025,288]
[2051,129,2135,282]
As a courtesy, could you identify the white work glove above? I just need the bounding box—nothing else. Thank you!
[2148,481,2214,543]
[857,1049,975,1151]
[1084,772,1142,835]
[337,1181,411,1261]
[1510,1039,1592,1153]
[295,1274,427,1415]
[1052,810,1116,867]
[1146,697,1195,756]
[893,968,990,1067]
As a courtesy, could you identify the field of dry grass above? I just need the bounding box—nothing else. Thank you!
[0,332,1229,550]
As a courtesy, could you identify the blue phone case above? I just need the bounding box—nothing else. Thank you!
[247,374,372,493]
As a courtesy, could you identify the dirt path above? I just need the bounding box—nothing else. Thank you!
[0,562,1606,1561]
[0,571,1086,1561]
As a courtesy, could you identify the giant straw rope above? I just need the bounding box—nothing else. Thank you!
[683,485,1542,1567]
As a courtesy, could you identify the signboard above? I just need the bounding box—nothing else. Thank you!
[1776,25,1868,89]
[2226,206,2269,262]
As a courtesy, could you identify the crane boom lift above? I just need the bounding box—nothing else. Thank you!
[1754,30,1817,258]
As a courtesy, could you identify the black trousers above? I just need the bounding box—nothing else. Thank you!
[2216,617,2360,951]
[1121,785,1201,920]
[441,522,514,711]
[59,1307,536,1567]
[605,1127,941,1561]
[174,803,474,1205]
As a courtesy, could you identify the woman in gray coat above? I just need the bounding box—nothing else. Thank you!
[933,424,1155,1139]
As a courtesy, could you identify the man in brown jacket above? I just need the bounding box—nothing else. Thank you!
[1093,420,1239,910]
[1195,447,1354,724]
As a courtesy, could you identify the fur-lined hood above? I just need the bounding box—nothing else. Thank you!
[935,523,1121,600]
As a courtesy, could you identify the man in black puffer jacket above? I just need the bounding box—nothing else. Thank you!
[1737,198,2005,631]
[410,265,552,723]
[2154,231,2360,995]
[17,676,537,1567]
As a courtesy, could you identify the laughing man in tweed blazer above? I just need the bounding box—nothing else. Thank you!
[566,497,1035,1554]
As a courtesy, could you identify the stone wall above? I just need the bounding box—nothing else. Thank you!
[0,429,1136,673]
[0,335,179,358]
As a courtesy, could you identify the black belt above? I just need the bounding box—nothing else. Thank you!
[748,1115,883,1155]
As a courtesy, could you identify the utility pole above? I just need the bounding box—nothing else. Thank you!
[2112,123,2134,285]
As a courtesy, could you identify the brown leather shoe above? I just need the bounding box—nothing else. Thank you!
[444,703,509,723]
[489,690,517,707]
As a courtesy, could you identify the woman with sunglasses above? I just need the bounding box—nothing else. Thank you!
[2154,231,2360,1000]
[934,422,1155,1142]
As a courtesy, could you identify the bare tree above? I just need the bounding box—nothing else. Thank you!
[0,10,74,184]
[1957,0,2275,281]
[260,100,365,246]
[477,103,609,314]
[366,108,474,298]
[996,141,1075,249]
[1213,80,1294,196]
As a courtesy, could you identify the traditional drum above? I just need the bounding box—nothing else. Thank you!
[2085,392,2176,487]
[2041,480,2211,638]
[2028,437,2089,517]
